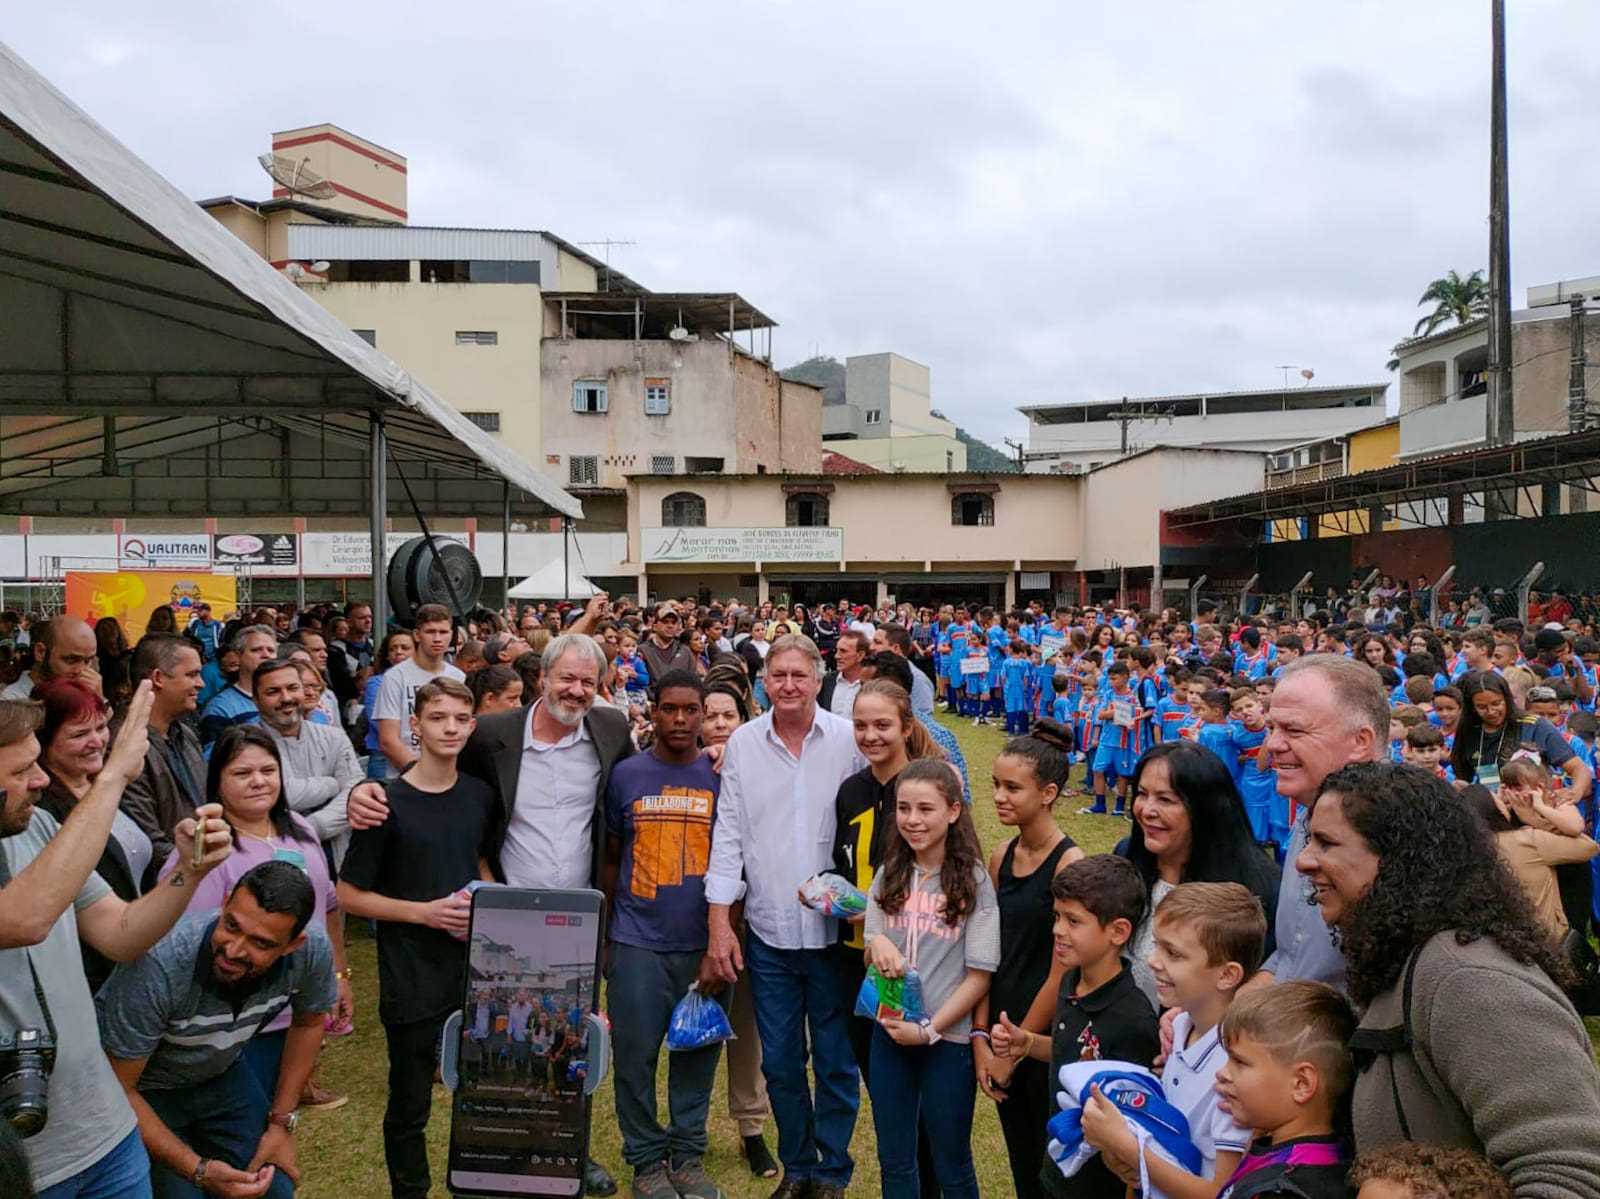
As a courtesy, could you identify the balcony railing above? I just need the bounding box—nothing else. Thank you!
[1264,459,1347,489]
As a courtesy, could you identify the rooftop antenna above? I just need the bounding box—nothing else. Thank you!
[257,153,338,200]
[576,238,636,291]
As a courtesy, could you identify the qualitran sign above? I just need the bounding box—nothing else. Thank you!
[117,534,211,571]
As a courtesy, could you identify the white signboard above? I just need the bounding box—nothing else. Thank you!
[642,526,843,564]
[118,534,211,571]
[1039,633,1067,658]
[300,532,466,576]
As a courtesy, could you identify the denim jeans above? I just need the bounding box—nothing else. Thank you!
[606,943,721,1170]
[239,1028,288,1102]
[141,1059,294,1199]
[868,1026,978,1199]
[36,1129,152,1199]
[745,935,858,1187]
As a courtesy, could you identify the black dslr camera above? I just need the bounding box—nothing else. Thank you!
[0,1026,55,1137]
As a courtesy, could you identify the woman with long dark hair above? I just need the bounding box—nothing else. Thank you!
[162,725,352,1104]
[1450,670,1589,800]
[362,629,415,780]
[1298,762,1600,1195]
[1119,741,1280,1003]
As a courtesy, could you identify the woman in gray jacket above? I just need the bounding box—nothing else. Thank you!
[1296,762,1600,1199]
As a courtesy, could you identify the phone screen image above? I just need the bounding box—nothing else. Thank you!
[448,891,602,1196]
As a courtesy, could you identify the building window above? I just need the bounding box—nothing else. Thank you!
[661,491,705,527]
[685,456,724,473]
[865,408,883,425]
[569,455,598,486]
[573,380,608,413]
[644,379,671,415]
[462,411,500,432]
[651,455,676,475]
[951,492,994,526]
[455,330,499,346]
[352,329,377,347]
[422,260,540,284]
[337,260,408,283]
[786,492,830,527]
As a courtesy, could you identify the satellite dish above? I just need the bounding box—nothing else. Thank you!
[668,325,692,341]
[1300,368,1315,382]
[310,260,331,273]
[257,152,338,200]
[283,262,306,280]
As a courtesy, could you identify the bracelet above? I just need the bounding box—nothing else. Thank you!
[192,1158,210,1190]
[969,1029,990,1043]
[334,968,353,981]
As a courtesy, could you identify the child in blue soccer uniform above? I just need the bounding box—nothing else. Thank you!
[1073,676,1102,775]
[1000,640,1032,734]
[1154,669,1194,743]
[1194,687,1236,761]
[985,609,1011,720]
[1226,689,1279,851]
[1083,661,1141,817]
[943,611,971,716]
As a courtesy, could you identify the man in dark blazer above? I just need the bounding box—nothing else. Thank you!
[346,631,630,1196]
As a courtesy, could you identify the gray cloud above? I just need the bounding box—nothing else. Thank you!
[7,1,1600,443]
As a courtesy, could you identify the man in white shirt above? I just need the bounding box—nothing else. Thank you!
[706,635,864,1199]
[372,604,464,775]
[818,630,868,719]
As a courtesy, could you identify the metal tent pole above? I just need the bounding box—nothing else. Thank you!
[369,413,388,634]
[502,480,512,613]
[563,516,572,602]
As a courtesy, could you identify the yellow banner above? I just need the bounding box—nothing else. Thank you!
[64,572,237,642]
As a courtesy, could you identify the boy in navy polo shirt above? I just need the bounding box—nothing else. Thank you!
[988,854,1158,1199]
[603,671,725,1199]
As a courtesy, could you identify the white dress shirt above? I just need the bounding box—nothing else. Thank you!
[501,701,602,890]
[705,706,865,950]
[828,674,862,719]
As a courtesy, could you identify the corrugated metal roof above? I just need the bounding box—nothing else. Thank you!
[1018,382,1390,418]
[287,223,550,261]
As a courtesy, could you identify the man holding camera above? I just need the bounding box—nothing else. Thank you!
[0,684,232,1197]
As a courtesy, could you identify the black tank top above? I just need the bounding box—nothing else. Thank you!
[990,836,1075,1018]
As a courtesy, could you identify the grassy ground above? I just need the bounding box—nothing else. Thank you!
[299,712,1600,1197]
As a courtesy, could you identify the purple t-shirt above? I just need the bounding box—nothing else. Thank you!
[604,752,719,953]
[159,812,336,1033]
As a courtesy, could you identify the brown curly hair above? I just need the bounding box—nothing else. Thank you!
[1309,762,1572,1007]
[874,758,981,927]
[1349,1143,1510,1198]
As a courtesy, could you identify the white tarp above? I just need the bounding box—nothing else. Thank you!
[508,560,600,600]
[0,39,581,521]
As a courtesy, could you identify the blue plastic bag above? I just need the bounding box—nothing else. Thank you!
[799,872,868,919]
[666,984,735,1052]
[853,965,927,1023]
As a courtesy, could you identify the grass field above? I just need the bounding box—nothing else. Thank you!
[299,712,1600,1198]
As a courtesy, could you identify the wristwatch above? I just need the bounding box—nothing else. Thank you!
[267,1110,300,1134]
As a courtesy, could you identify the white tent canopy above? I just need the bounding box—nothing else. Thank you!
[507,560,599,600]
[0,38,581,522]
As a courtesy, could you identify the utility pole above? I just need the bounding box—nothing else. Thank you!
[1486,0,1514,449]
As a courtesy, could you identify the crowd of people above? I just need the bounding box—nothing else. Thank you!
[1,586,1599,1199]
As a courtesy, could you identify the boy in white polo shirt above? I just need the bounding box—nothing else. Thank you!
[1081,882,1263,1199]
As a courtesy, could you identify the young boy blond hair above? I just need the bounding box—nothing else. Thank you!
[1081,881,1265,1199]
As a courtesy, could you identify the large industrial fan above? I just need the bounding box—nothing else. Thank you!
[386,536,483,625]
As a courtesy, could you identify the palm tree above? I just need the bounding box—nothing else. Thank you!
[1412,269,1489,336]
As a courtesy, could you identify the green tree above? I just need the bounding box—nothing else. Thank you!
[1412,269,1489,336]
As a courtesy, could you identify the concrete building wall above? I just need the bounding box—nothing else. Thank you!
[209,205,268,259]
[309,280,544,458]
[270,124,408,222]
[1348,421,1401,472]
[1081,449,1265,572]
[540,338,741,486]
[841,435,967,472]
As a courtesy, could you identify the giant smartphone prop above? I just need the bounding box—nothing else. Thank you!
[441,887,609,1197]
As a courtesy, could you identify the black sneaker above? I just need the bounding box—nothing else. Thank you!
[743,1134,779,1179]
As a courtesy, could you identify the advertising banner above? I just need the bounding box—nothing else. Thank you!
[65,572,237,641]
[300,532,466,576]
[212,532,298,569]
[641,526,843,564]
[117,534,211,571]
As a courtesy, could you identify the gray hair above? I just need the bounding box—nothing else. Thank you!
[541,632,608,679]
[766,633,825,680]
[1277,655,1389,752]
[229,624,278,654]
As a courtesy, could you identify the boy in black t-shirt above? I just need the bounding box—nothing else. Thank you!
[989,854,1158,1198]
[338,678,495,1199]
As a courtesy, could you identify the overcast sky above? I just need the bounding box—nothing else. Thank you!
[9,3,1600,444]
